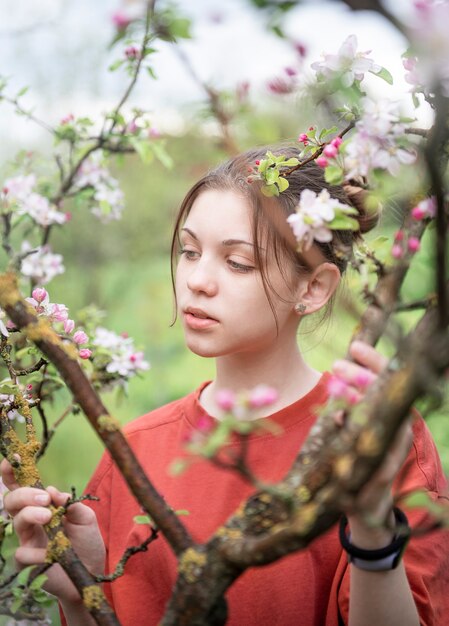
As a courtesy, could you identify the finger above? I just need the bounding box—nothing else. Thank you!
[4,488,51,517]
[15,545,49,567]
[1,458,20,491]
[332,360,377,390]
[47,486,97,526]
[349,341,388,374]
[13,505,53,536]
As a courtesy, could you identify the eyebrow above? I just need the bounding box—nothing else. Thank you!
[181,227,255,249]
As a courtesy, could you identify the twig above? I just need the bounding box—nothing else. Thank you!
[95,527,158,582]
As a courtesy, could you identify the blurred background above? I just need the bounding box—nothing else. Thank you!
[0,0,446,523]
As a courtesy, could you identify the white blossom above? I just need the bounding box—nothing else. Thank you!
[311,35,381,87]
[3,174,66,226]
[20,242,65,285]
[0,308,9,337]
[93,327,150,381]
[287,189,352,250]
[74,155,125,222]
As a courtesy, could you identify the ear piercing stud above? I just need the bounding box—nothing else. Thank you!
[294,303,307,314]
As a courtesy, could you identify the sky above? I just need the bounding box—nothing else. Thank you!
[0,0,431,159]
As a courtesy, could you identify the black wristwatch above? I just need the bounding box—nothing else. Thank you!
[339,507,411,571]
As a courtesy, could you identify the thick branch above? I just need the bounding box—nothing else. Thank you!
[0,273,192,557]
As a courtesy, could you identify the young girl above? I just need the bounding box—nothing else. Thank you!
[2,145,448,626]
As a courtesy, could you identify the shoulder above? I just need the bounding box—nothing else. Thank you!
[123,393,192,438]
[86,387,201,494]
[395,414,449,499]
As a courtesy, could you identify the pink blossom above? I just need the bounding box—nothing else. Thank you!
[73,330,88,345]
[298,133,308,143]
[331,137,343,148]
[408,237,421,253]
[50,303,69,322]
[392,244,403,259]
[125,46,140,60]
[197,414,214,433]
[64,319,75,334]
[126,120,139,134]
[236,81,250,103]
[65,211,72,222]
[248,385,278,409]
[32,287,48,303]
[267,76,296,95]
[327,375,349,399]
[394,230,404,243]
[79,348,92,359]
[148,127,161,139]
[411,197,436,220]
[112,11,131,31]
[284,67,297,77]
[216,389,236,412]
[294,42,307,58]
[323,144,338,158]
[60,114,74,125]
[316,156,328,168]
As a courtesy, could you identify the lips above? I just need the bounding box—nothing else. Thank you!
[183,307,219,330]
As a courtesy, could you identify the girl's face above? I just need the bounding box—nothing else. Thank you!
[175,189,302,359]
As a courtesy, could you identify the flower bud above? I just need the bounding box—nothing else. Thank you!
[316,156,328,168]
[392,244,403,259]
[408,237,421,253]
[32,287,48,304]
[323,144,338,158]
[73,330,88,345]
[394,229,404,242]
[331,136,343,148]
[64,319,75,334]
[248,385,278,408]
[298,133,308,143]
[216,389,236,412]
[78,348,92,360]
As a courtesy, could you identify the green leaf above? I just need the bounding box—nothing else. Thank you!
[0,381,19,394]
[281,157,299,167]
[29,573,48,591]
[17,566,33,586]
[146,66,157,80]
[16,86,29,98]
[265,168,279,184]
[324,165,344,186]
[10,596,23,614]
[129,137,154,164]
[169,17,192,40]
[329,215,359,230]
[319,126,338,141]
[277,176,289,192]
[174,509,190,517]
[261,184,279,197]
[151,142,173,169]
[371,66,393,85]
[169,459,188,475]
[134,514,154,525]
[109,59,125,72]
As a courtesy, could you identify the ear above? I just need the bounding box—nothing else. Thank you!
[295,263,340,314]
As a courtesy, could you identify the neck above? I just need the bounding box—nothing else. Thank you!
[200,337,321,419]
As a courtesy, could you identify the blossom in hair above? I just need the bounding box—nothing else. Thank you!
[287,189,359,251]
[311,34,382,88]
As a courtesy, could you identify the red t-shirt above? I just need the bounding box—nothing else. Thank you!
[68,375,449,625]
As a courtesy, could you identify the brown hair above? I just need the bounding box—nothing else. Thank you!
[170,143,379,327]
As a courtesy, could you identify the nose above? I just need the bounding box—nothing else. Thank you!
[186,258,218,297]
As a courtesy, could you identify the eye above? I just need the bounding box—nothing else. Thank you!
[227,259,255,273]
[179,248,200,260]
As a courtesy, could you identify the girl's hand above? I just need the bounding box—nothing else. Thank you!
[331,341,414,542]
[1,458,105,604]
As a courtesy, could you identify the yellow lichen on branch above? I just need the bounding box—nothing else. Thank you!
[178,547,207,583]
[46,530,71,562]
[0,272,21,308]
[82,585,106,610]
[97,414,121,433]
